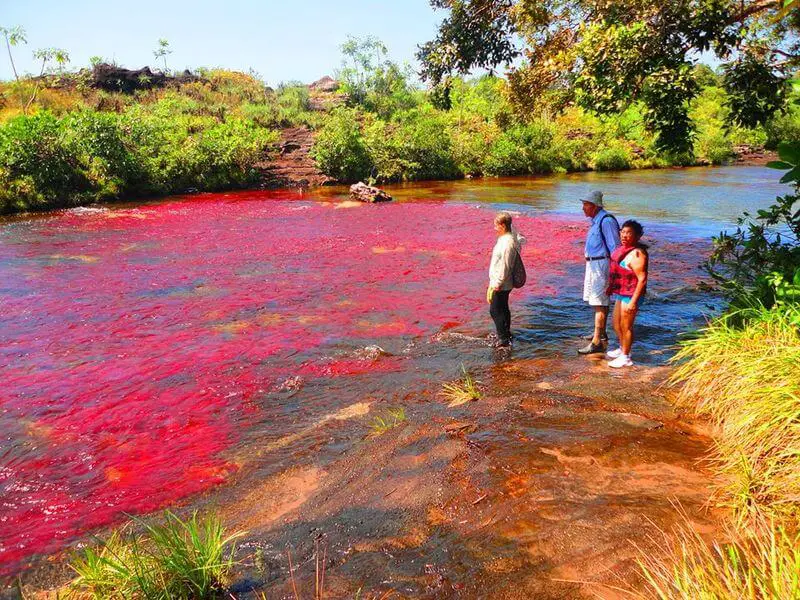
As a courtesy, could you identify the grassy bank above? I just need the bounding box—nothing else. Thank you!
[2,57,799,214]
[641,305,800,599]
[0,70,316,213]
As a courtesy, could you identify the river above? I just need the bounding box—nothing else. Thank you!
[0,166,788,576]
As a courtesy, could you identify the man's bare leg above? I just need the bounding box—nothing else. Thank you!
[592,305,609,346]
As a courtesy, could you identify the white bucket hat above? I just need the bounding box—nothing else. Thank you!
[580,190,604,207]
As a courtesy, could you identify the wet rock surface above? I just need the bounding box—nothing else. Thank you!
[214,357,716,599]
[350,182,393,203]
[8,356,718,599]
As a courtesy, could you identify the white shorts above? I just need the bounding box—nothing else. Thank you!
[583,259,610,306]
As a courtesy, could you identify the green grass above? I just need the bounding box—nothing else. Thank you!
[639,520,800,600]
[641,304,800,599]
[440,364,482,407]
[368,407,406,436]
[669,305,800,525]
[70,510,243,599]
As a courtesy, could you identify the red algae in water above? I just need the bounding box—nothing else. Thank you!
[0,197,583,573]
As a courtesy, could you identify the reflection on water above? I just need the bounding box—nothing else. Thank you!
[0,166,784,574]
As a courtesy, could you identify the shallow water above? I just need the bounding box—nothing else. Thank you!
[0,166,788,574]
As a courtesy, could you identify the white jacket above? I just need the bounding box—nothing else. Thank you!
[489,230,526,291]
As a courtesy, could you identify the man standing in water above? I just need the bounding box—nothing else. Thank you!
[487,212,525,348]
[578,190,620,355]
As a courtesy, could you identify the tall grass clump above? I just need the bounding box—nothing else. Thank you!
[441,364,482,407]
[70,511,242,599]
[639,520,800,600]
[670,305,800,524]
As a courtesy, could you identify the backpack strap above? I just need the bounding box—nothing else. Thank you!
[599,213,620,258]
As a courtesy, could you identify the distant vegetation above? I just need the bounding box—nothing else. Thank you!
[1,32,799,214]
[312,39,787,184]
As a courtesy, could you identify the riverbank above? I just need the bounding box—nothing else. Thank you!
[9,356,721,599]
[0,63,791,215]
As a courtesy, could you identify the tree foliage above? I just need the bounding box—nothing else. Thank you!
[707,141,800,306]
[418,0,800,153]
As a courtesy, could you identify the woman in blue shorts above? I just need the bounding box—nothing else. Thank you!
[606,220,648,368]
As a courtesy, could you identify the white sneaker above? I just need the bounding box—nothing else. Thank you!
[608,354,633,368]
[606,348,623,359]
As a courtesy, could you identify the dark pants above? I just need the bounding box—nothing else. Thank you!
[489,290,512,344]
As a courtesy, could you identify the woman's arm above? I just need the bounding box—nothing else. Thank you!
[489,236,514,290]
[627,249,648,310]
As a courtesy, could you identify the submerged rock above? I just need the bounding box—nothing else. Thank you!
[350,182,393,203]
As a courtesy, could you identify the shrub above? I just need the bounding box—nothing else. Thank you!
[0,111,90,212]
[696,130,734,164]
[365,109,460,182]
[449,118,499,176]
[65,110,143,199]
[707,144,800,307]
[592,144,632,171]
[311,108,372,182]
[484,121,559,176]
[765,103,800,149]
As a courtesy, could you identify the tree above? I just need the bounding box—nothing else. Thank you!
[25,48,70,113]
[418,0,800,153]
[153,38,172,72]
[337,36,389,105]
[336,36,418,117]
[0,25,26,81]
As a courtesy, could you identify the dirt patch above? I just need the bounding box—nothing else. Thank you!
[255,127,334,188]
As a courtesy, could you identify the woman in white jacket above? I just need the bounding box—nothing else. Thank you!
[487,212,526,348]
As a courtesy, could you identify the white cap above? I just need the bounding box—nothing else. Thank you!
[580,190,604,207]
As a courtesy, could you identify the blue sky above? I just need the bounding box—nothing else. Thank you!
[0,0,444,84]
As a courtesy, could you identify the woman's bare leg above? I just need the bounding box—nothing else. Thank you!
[612,301,623,348]
[621,306,637,355]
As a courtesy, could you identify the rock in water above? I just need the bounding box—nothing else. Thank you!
[350,182,392,203]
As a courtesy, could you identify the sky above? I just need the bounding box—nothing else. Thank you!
[0,0,444,85]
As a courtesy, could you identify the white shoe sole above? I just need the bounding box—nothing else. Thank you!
[609,359,633,368]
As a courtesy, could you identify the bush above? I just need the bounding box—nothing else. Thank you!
[484,121,559,176]
[311,108,372,182]
[707,144,800,307]
[65,110,144,199]
[696,130,734,164]
[765,103,800,149]
[592,144,632,171]
[364,108,460,182]
[0,111,90,212]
